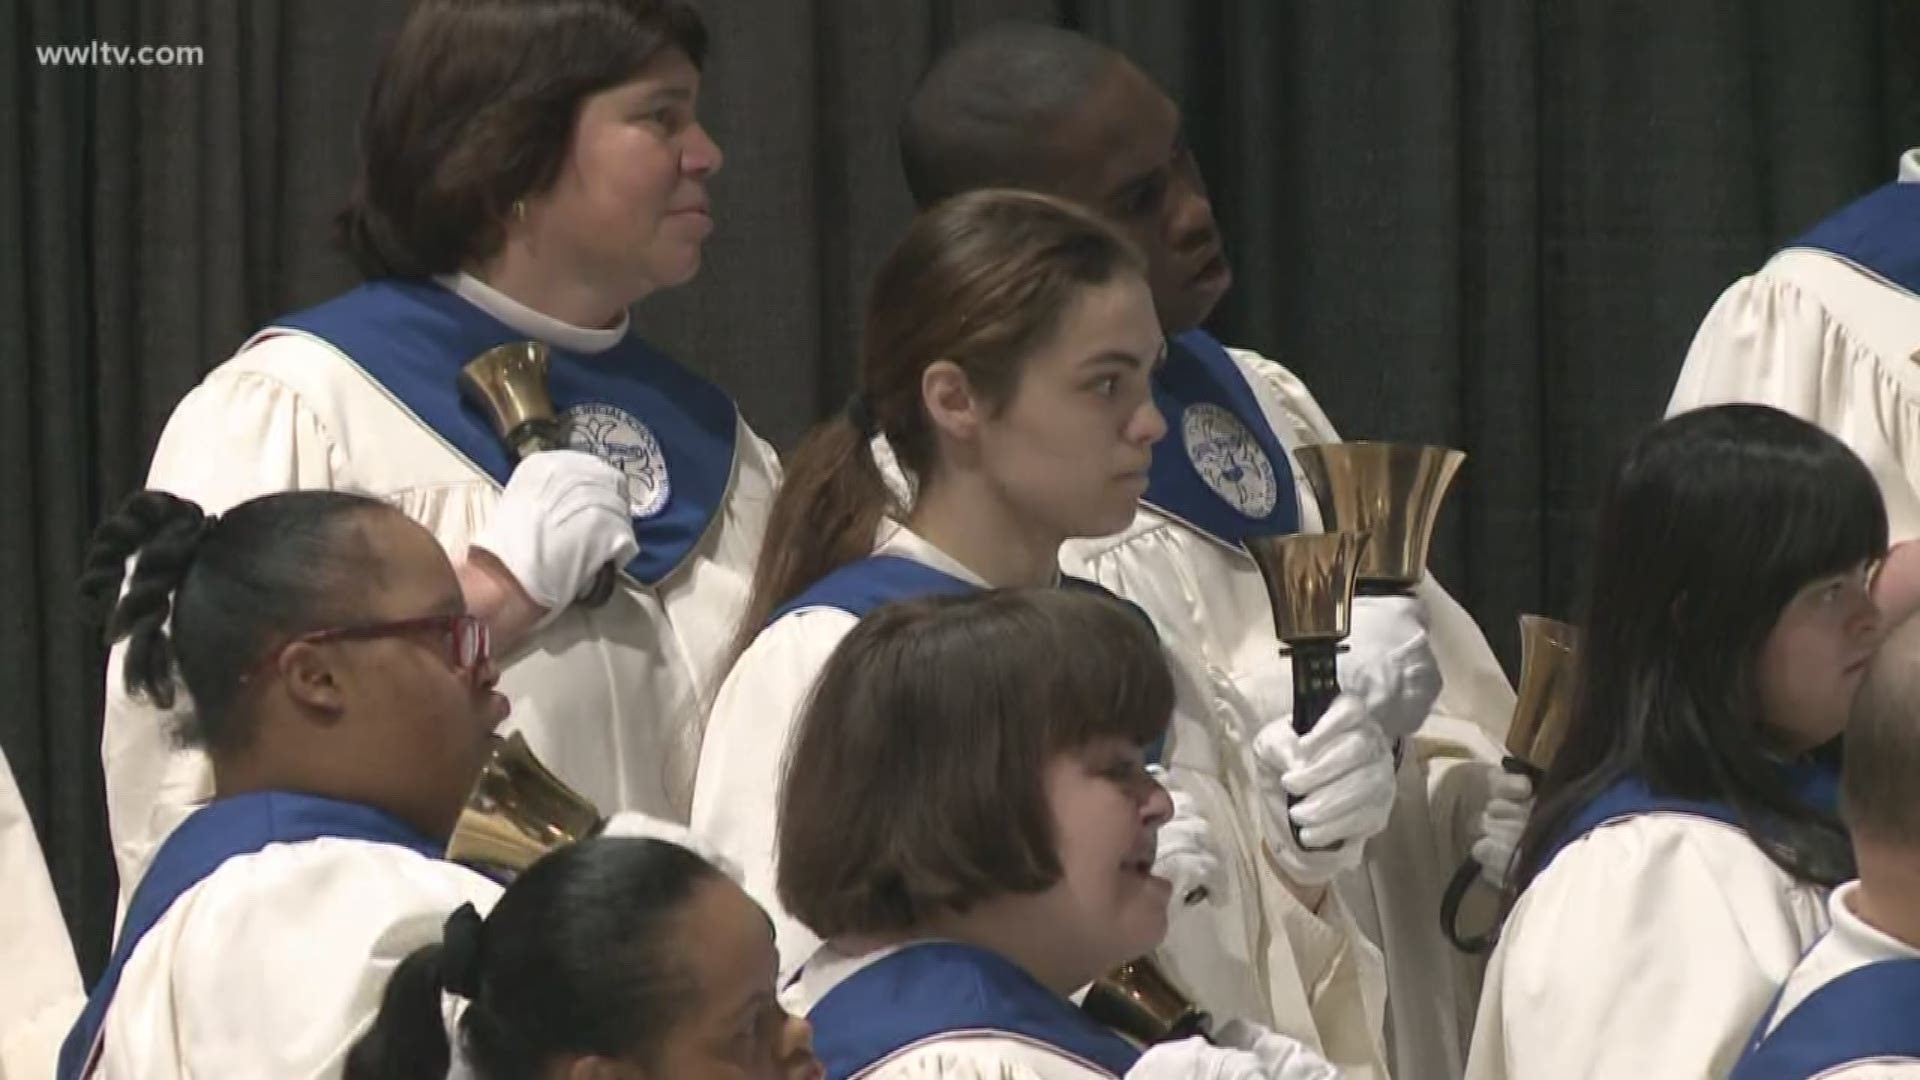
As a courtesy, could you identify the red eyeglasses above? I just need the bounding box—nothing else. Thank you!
[263,614,492,680]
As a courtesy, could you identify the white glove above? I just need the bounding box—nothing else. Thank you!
[1127,1036,1268,1080]
[1148,765,1224,917]
[470,450,637,616]
[1212,1019,1344,1080]
[1337,594,1442,742]
[1470,769,1533,891]
[602,810,742,883]
[1250,692,1397,884]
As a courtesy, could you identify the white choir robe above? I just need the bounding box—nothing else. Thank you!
[81,799,500,1078]
[1464,814,1830,1080]
[1052,342,1515,1080]
[1667,149,1920,540]
[788,941,1141,1080]
[1732,881,1920,1079]
[694,517,1392,1078]
[104,272,778,913]
[0,746,84,1080]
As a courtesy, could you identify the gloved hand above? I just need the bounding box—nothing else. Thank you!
[1212,1019,1344,1080]
[1250,692,1397,884]
[470,450,636,620]
[1337,594,1442,742]
[602,810,742,882]
[1126,1036,1268,1080]
[1471,769,1534,891]
[1148,764,1224,917]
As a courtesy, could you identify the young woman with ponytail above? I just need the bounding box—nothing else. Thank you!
[346,836,823,1080]
[690,189,1401,1072]
[59,489,507,1078]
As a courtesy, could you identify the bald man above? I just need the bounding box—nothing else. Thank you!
[1732,611,1920,1078]
[888,24,1518,1080]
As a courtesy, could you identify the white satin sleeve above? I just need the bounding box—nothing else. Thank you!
[1814,1064,1920,1079]
[1667,250,1920,542]
[95,838,501,1080]
[1464,815,1830,1080]
[103,347,348,911]
[690,608,859,977]
[0,746,83,1080]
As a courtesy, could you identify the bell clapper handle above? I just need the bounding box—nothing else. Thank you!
[1285,639,1344,853]
[1439,754,1542,953]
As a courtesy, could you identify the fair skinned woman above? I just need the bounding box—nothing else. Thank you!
[106,0,778,910]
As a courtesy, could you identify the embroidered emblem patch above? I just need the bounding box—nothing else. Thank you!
[1181,403,1278,519]
[561,403,671,519]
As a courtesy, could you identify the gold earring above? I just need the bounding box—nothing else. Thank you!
[512,199,527,223]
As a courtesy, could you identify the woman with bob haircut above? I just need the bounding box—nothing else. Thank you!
[60,488,507,1078]
[693,189,1399,1071]
[780,588,1340,1080]
[346,836,824,1080]
[103,0,778,912]
[1467,404,1899,1078]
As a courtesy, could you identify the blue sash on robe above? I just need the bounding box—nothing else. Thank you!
[57,792,445,1080]
[1143,330,1301,546]
[809,941,1141,1080]
[1731,958,1920,1079]
[1790,180,1920,297]
[1536,763,1840,877]
[272,278,739,585]
[768,554,1164,762]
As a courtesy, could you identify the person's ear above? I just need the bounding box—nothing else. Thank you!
[921,359,984,446]
[276,641,349,723]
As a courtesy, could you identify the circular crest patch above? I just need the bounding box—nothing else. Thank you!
[560,403,671,519]
[1181,403,1278,519]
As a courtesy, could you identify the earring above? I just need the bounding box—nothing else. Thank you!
[512,199,527,223]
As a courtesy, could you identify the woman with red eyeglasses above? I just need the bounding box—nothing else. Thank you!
[58,487,510,1079]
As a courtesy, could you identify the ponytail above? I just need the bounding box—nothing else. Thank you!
[728,414,897,662]
[343,943,455,1080]
[78,491,212,708]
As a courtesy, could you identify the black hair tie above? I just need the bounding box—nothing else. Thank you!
[440,902,486,998]
[845,391,879,438]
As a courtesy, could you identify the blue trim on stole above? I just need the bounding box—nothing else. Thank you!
[1731,959,1920,1079]
[57,792,445,1080]
[767,555,1165,762]
[271,278,740,585]
[1143,330,1301,545]
[1790,180,1920,297]
[809,942,1141,1080]
[1537,764,1841,877]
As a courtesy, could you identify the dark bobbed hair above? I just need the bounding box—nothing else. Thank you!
[777,587,1173,938]
[1511,404,1885,898]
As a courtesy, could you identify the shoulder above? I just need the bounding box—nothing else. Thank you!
[866,1035,1110,1080]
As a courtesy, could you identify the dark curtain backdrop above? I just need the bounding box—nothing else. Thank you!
[5,0,1916,979]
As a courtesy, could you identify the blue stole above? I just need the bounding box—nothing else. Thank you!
[1731,959,1920,1079]
[1144,330,1301,546]
[809,942,1140,1080]
[1790,179,1920,297]
[1537,764,1841,878]
[57,792,445,1080]
[769,555,1164,762]
[272,278,740,585]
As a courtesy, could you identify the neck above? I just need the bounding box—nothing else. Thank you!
[469,239,645,330]
[919,903,1095,998]
[905,473,1061,589]
[1851,840,1920,951]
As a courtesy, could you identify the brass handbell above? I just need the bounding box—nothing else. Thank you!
[1292,442,1465,593]
[1083,958,1211,1048]
[447,731,605,878]
[458,341,620,607]
[1440,614,1580,952]
[1244,531,1370,852]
